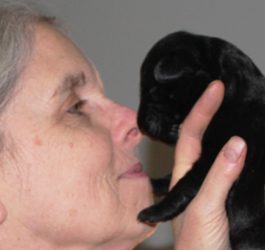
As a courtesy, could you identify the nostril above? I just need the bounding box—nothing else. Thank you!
[129,127,139,137]
[126,127,143,144]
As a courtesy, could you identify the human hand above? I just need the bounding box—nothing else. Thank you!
[171,80,247,250]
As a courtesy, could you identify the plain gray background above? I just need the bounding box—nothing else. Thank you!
[40,0,265,249]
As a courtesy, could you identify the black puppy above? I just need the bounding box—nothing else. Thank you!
[137,31,265,249]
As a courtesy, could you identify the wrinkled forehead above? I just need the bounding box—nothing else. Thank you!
[34,23,99,77]
[15,23,103,98]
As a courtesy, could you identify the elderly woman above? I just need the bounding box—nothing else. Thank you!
[0,3,246,250]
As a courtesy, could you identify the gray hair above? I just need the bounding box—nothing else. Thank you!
[0,1,59,112]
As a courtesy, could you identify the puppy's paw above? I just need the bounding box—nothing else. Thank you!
[138,200,179,223]
[138,204,163,223]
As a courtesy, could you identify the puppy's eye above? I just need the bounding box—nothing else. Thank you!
[67,100,86,115]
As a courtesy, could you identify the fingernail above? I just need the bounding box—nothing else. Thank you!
[206,81,219,97]
[223,136,245,163]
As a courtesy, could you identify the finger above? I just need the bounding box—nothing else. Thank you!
[172,80,225,184]
[195,136,246,209]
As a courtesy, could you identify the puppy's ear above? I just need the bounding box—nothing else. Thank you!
[153,53,194,84]
[153,49,213,84]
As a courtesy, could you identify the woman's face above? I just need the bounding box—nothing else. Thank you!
[0,24,154,249]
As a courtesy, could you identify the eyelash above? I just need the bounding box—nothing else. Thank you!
[67,100,86,115]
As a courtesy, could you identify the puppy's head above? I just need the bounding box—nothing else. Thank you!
[137,31,262,144]
[138,31,216,144]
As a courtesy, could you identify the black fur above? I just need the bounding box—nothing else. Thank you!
[137,31,265,249]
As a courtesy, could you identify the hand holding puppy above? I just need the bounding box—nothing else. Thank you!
[172,81,246,250]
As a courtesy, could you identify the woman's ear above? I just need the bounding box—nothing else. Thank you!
[0,200,7,224]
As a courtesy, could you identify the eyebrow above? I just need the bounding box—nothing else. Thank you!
[52,72,87,98]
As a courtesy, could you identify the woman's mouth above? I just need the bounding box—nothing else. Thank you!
[118,163,148,180]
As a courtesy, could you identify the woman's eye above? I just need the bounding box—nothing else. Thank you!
[67,100,85,115]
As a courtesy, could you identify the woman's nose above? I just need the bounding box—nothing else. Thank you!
[109,101,143,146]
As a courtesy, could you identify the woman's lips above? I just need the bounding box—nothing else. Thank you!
[118,163,148,179]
